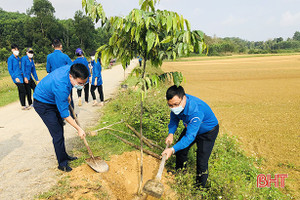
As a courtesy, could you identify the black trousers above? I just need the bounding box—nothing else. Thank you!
[33,99,69,167]
[90,85,104,101]
[24,78,36,105]
[15,83,26,106]
[175,124,219,188]
[77,84,89,102]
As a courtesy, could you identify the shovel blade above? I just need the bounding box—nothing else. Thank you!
[85,156,109,173]
[143,179,164,199]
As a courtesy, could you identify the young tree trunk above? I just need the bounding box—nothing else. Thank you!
[138,56,147,195]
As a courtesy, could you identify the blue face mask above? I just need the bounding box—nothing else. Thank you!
[170,106,184,115]
[74,84,84,90]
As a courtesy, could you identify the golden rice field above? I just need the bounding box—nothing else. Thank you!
[162,54,300,198]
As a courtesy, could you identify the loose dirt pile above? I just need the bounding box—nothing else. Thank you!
[47,151,176,200]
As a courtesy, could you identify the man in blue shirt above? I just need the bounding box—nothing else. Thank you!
[7,44,27,110]
[46,39,72,73]
[21,48,39,107]
[162,85,219,188]
[73,48,91,106]
[33,63,89,172]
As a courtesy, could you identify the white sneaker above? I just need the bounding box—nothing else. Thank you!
[92,100,97,106]
[98,102,104,106]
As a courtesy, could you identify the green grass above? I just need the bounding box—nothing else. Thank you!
[0,68,47,107]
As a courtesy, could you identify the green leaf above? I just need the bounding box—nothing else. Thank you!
[178,43,184,57]
[146,17,151,29]
[146,30,156,52]
[167,15,172,33]
[185,19,191,31]
[172,14,177,31]
[160,36,172,44]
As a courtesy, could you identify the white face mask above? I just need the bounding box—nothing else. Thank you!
[13,50,19,56]
[170,106,184,115]
[28,53,34,58]
[91,56,95,60]
[74,84,84,90]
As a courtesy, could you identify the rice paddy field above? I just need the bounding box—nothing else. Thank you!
[162,54,300,198]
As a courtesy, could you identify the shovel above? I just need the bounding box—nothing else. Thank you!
[143,143,170,198]
[69,105,109,173]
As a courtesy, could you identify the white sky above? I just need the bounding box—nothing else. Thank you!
[1,0,300,41]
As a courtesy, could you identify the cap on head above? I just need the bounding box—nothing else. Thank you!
[27,48,34,53]
[75,48,84,56]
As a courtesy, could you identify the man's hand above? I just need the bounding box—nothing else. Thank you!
[15,78,20,83]
[162,148,173,160]
[24,77,28,84]
[37,81,40,84]
[165,134,174,145]
[78,128,86,139]
[68,96,71,103]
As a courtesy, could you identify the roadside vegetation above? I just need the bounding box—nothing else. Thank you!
[37,64,291,199]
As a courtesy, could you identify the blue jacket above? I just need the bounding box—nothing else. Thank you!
[46,50,72,73]
[73,57,91,83]
[168,94,218,152]
[21,55,39,81]
[7,54,23,83]
[33,65,73,118]
[91,59,103,85]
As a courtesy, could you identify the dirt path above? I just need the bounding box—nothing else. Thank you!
[0,60,137,200]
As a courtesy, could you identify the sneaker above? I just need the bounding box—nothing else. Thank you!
[78,99,82,106]
[98,102,104,106]
[92,100,98,106]
[21,106,27,110]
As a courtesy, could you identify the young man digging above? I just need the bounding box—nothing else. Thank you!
[162,85,219,189]
[33,63,89,172]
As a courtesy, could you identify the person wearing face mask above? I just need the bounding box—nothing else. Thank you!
[7,44,27,110]
[162,85,219,189]
[33,63,89,172]
[90,51,104,106]
[21,48,39,108]
[72,48,90,106]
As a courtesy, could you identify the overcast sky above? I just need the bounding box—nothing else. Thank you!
[1,0,300,41]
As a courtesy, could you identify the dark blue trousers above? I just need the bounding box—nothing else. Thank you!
[175,124,219,188]
[33,99,68,167]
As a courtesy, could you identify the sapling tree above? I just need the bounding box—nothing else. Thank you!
[82,0,206,194]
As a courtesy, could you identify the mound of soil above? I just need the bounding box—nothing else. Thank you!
[60,151,176,200]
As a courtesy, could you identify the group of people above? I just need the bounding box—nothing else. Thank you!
[7,39,219,190]
[7,45,39,110]
[8,39,104,110]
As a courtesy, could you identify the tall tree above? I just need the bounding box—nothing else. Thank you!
[74,10,97,54]
[27,0,55,38]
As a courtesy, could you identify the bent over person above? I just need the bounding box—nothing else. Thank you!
[162,85,219,188]
[33,64,89,172]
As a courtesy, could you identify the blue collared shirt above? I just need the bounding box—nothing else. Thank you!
[73,57,91,83]
[168,94,218,152]
[7,54,23,83]
[91,59,103,85]
[33,65,73,118]
[46,50,72,73]
[21,55,39,81]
